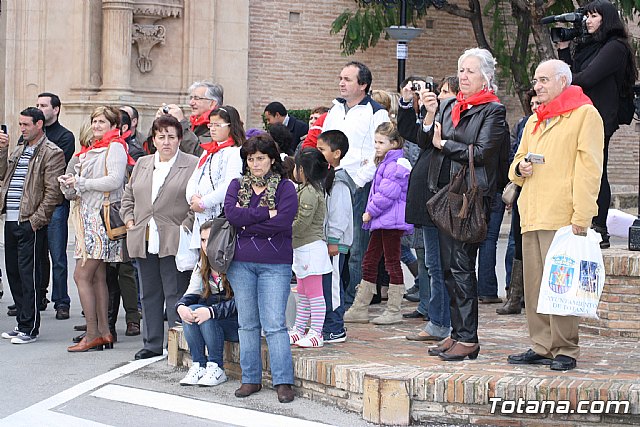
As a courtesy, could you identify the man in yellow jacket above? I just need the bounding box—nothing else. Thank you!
[506,59,604,371]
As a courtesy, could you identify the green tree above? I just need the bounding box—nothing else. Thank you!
[332,0,640,112]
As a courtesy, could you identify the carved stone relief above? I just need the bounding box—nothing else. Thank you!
[131,0,183,73]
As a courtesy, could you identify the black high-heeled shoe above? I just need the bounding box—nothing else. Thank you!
[73,332,86,343]
[101,334,114,350]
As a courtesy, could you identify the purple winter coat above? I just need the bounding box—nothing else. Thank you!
[363,149,413,234]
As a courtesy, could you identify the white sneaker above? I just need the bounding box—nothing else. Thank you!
[296,330,323,348]
[2,327,19,339]
[179,362,206,386]
[197,362,227,387]
[11,332,37,344]
[288,329,303,345]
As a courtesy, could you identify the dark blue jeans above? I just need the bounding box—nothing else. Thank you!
[345,183,371,306]
[477,194,505,299]
[48,202,70,309]
[422,225,450,336]
[322,254,346,337]
[415,248,430,316]
[182,304,239,367]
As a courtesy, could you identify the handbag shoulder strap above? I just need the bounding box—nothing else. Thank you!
[103,143,112,201]
[467,144,477,186]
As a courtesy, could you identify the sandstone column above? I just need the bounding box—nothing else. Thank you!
[97,0,134,99]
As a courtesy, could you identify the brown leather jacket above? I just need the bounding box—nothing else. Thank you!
[0,135,66,229]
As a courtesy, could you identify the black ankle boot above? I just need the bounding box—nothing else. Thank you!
[593,224,610,249]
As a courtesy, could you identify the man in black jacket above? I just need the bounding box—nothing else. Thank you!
[264,101,309,145]
[35,93,75,320]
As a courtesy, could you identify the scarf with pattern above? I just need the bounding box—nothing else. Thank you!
[237,171,281,209]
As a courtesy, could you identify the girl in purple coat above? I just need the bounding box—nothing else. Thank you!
[344,122,413,325]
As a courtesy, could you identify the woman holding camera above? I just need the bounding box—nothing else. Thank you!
[558,0,638,248]
[402,48,507,361]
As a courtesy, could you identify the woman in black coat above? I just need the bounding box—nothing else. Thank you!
[558,0,638,248]
[401,48,508,361]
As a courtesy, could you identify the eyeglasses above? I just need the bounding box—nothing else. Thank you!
[190,95,213,101]
[207,122,230,129]
[530,73,560,86]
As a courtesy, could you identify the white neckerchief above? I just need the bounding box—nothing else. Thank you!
[148,151,178,254]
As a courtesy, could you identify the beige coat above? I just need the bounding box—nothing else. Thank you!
[120,151,198,259]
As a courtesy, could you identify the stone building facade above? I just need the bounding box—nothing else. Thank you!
[0,0,636,189]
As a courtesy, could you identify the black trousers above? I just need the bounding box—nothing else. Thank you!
[438,231,480,344]
[107,261,141,330]
[593,135,611,229]
[5,221,45,336]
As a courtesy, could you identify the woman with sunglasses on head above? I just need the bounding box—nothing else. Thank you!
[557,0,638,248]
[185,105,244,249]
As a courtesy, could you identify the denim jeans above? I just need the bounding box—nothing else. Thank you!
[422,225,450,337]
[227,261,294,386]
[415,248,430,316]
[400,244,417,266]
[182,304,239,367]
[477,194,505,298]
[345,183,371,306]
[47,201,71,309]
[505,222,516,287]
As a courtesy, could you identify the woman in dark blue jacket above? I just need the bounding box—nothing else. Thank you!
[176,220,238,387]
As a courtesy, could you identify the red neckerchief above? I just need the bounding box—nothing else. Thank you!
[190,109,214,131]
[75,129,136,166]
[198,137,235,168]
[532,86,593,134]
[451,89,501,127]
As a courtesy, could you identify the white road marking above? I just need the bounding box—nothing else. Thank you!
[91,384,333,427]
[0,354,165,426]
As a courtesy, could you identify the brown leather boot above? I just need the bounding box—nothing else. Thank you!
[497,259,523,315]
[427,337,456,356]
[234,383,262,398]
[439,342,480,361]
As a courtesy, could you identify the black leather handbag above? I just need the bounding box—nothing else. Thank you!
[426,145,487,244]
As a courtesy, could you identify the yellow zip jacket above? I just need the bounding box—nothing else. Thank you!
[508,104,604,233]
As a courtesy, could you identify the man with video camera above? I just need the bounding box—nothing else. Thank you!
[555,0,638,248]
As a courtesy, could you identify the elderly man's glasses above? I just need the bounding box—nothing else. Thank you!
[530,73,561,86]
[190,95,213,101]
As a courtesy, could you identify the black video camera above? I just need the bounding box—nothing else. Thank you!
[541,8,587,43]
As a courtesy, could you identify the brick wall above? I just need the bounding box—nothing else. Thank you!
[247,0,479,128]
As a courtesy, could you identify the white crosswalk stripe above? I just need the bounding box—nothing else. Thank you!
[92,384,333,427]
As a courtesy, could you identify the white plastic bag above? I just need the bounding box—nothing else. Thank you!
[537,225,605,319]
[175,227,198,272]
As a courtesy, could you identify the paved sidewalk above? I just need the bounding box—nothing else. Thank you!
[286,300,640,425]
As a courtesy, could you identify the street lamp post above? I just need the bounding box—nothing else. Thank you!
[384,1,423,91]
